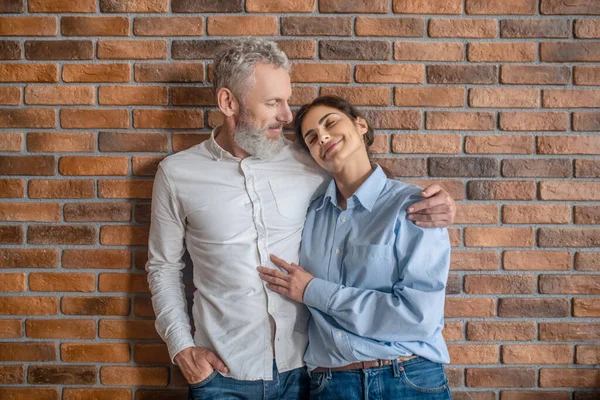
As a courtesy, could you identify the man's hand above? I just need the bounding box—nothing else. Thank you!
[174,346,228,385]
[407,184,456,228]
[257,254,314,303]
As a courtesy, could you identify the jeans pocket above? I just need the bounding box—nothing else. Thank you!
[309,372,327,396]
[400,359,448,393]
[189,370,219,389]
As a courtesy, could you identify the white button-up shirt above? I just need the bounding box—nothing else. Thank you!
[146,128,328,380]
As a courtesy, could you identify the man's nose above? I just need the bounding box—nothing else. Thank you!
[279,103,293,124]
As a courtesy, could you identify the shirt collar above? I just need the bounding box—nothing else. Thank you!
[206,126,238,161]
[317,165,387,212]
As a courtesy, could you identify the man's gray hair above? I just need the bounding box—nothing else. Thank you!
[212,38,290,102]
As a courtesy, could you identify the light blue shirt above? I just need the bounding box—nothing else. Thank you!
[300,166,451,371]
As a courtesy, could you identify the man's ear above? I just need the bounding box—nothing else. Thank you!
[216,87,240,117]
[356,117,368,137]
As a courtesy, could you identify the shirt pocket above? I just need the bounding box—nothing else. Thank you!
[342,244,397,289]
[268,179,313,223]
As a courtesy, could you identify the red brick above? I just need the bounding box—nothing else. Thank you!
[208,16,277,36]
[99,319,159,339]
[539,323,600,342]
[502,204,570,224]
[59,156,129,176]
[0,273,25,292]
[356,64,424,84]
[320,86,389,106]
[29,180,94,199]
[62,296,130,316]
[498,298,570,318]
[395,87,464,107]
[442,321,463,342]
[25,40,93,60]
[0,132,22,152]
[0,40,21,59]
[100,0,168,12]
[0,226,24,244]
[538,135,600,155]
[172,87,215,106]
[402,180,465,201]
[0,87,21,105]
[500,112,568,131]
[355,17,424,37]
[576,346,600,364]
[395,42,463,61]
[0,248,58,269]
[100,226,149,246]
[465,227,534,247]
[574,66,600,85]
[0,179,24,198]
[133,343,170,364]
[465,274,536,294]
[135,62,204,82]
[503,250,571,271]
[101,366,168,386]
[0,16,57,36]
[426,111,494,130]
[500,65,570,85]
[573,298,600,318]
[99,86,168,106]
[539,369,600,388]
[541,42,600,62]
[27,132,95,152]
[64,203,131,223]
[28,365,97,385]
[0,342,57,361]
[62,249,131,269]
[540,228,600,248]
[0,63,58,82]
[291,62,350,83]
[321,40,389,60]
[466,0,536,15]
[63,63,131,83]
[429,18,497,38]
[450,250,499,271]
[393,0,462,14]
[134,297,154,317]
[133,109,203,129]
[445,298,495,318]
[63,388,131,400]
[543,89,600,108]
[573,112,600,132]
[0,296,58,316]
[465,135,534,154]
[320,0,387,13]
[455,204,499,225]
[0,365,24,384]
[469,88,539,108]
[282,17,351,36]
[0,202,60,222]
[98,40,167,60]
[467,322,536,341]
[0,319,22,338]
[61,109,129,129]
[99,273,149,293]
[276,40,316,60]
[133,156,164,176]
[0,155,56,176]
[29,0,96,12]
[62,16,129,36]
[98,180,153,199]
[575,252,600,271]
[468,180,537,200]
[466,368,535,388]
[392,134,461,154]
[501,18,570,38]
[0,108,56,128]
[541,0,600,14]
[26,319,95,339]
[134,17,202,36]
[62,343,130,363]
[28,225,97,245]
[0,388,58,400]
[468,43,536,62]
[502,159,570,178]
[374,158,426,177]
[575,206,600,225]
[0,0,24,13]
[540,275,600,295]
[540,181,600,201]
[449,345,498,364]
[30,272,95,293]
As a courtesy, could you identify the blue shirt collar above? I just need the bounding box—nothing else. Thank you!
[317,165,387,212]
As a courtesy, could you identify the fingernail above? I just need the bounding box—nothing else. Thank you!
[407,208,414,213]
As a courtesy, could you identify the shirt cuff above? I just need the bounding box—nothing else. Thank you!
[165,329,196,364]
[303,277,340,313]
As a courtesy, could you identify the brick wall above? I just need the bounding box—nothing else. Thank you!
[1,0,599,399]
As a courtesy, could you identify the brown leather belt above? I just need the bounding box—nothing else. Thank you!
[312,355,417,373]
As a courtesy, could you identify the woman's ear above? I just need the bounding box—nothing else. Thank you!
[216,87,240,117]
[356,117,369,137]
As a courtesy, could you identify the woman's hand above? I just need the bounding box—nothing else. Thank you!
[407,184,456,228]
[257,254,314,303]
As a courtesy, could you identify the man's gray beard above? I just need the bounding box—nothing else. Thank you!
[234,114,285,160]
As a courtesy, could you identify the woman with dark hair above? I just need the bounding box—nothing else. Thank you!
[258,96,452,399]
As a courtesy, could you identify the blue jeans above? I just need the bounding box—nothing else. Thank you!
[309,357,452,400]
[188,361,309,400]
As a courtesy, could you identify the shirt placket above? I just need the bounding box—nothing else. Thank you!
[240,159,274,379]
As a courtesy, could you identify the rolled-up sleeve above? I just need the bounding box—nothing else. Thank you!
[145,165,195,362]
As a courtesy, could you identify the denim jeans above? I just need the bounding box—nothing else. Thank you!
[309,357,452,400]
[188,361,309,400]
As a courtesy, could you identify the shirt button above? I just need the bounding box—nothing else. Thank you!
[335,249,340,255]
[337,331,343,337]
[341,217,347,224]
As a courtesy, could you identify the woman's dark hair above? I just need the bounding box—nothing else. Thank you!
[293,96,374,152]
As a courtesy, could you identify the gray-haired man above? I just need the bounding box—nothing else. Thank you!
[146,38,456,399]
